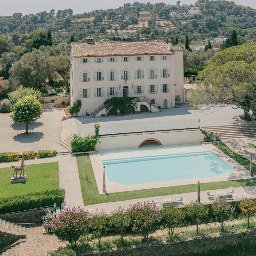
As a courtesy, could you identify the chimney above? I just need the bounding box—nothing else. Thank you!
[168,39,173,50]
[140,38,147,42]
[85,37,95,44]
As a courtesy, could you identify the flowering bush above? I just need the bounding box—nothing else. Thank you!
[212,199,235,232]
[110,207,131,242]
[240,199,256,228]
[51,207,91,248]
[128,201,162,240]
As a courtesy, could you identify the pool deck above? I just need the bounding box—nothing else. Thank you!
[90,143,252,195]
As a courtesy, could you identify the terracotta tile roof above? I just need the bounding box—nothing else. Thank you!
[71,41,182,57]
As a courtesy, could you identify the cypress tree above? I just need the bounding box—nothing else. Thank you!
[185,35,191,51]
[205,39,212,51]
[230,30,238,46]
[70,34,75,43]
[47,30,53,46]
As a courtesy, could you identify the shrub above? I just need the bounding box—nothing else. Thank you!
[51,207,91,248]
[69,100,81,116]
[0,152,19,163]
[0,189,65,214]
[240,199,256,228]
[94,124,100,137]
[0,99,11,113]
[161,205,185,238]
[70,134,98,153]
[62,116,67,121]
[104,97,135,115]
[200,129,213,142]
[128,201,162,240]
[36,150,56,158]
[212,199,235,232]
[22,151,35,160]
[110,207,131,243]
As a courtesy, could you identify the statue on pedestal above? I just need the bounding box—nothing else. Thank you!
[11,158,26,183]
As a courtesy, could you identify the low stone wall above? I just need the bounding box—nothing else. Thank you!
[43,96,59,103]
[54,95,70,107]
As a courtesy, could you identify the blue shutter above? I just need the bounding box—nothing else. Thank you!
[160,56,163,61]
[155,84,158,94]
[160,69,163,78]
[107,87,110,96]
[102,71,104,80]
[167,55,170,60]
[94,88,97,97]
[161,84,163,93]
[134,86,137,95]
[88,72,91,82]
[148,69,150,79]
[167,69,170,77]
[167,84,171,93]
[79,89,83,99]
[80,59,83,64]
[141,85,145,94]
[115,87,118,96]
[115,57,118,62]
[134,70,137,79]
[128,56,131,62]
[128,70,131,80]
[155,69,158,78]
[107,71,110,81]
[79,72,83,82]
[114,71,118,81]
[107,57,110,62]
[87,89,91,98]
[141,56,144,61]
[142,69,144,78]
[101,88,104,97]
[94,71,97,81]
[148,85,151,93]
[121,70,124,79]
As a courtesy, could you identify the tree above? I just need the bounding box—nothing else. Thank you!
[0,36,13,57]
[128,201,162,240]
[51,208,91,249]
[69,100,81,116]
[110,207,131,243]
[161,205,185,238]
[189,43,256,121]
[70,34,75,43]
[212,199,234,232]
[222,30,239,50]
[205,39,212,52]
[8,86,42,105]
[187,202,208,235]
[0,52,18,79]
[240,199,256,228]
[47,30,53,46]
[12,95,42,134]
[185,35,191,51]
[91,212,109,247]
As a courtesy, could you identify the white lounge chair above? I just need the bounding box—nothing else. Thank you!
[151,199,161,208]
[61,202,68,211]
[162,198,172,204]
[175,196,183,202]
[206,190,214,199]
[226,186,234,193]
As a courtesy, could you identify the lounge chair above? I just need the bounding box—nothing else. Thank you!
[61,202,68,211]
[226,186,234,193]
[175,196,183,202]
[206,190,214,199]
[151,199,161,208]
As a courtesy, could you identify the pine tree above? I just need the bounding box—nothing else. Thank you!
[47,30,53,46]
[185,35,191,51]
[70,34,75,43]
[230,30,238,46]
[173,37,179,45]
[205,39,212,52]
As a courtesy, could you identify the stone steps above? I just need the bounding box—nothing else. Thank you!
[0,219,26,236]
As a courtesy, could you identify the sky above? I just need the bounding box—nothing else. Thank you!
[1,0,256,16]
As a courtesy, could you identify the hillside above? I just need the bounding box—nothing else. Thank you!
[0,1,256,45]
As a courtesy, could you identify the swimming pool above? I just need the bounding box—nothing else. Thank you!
[101,145,234,185]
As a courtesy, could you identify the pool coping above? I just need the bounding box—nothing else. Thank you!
[90,143,252,195]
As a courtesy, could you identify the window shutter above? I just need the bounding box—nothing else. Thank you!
[107,57,110,62]
[134,86,137,95]
[154,56,157,61]
[167,69,170,77]
[88,72,91,81]
[142,69,144,78]
[101,58,104,63]
[141,56,144,61]
[94,88,97,97]
[148,85,151,94]
[102,71,104,80]
[107,71,110,81]
[160,56,163,61]
[114,71,118,81]
[155,84,158,94]
[94,58,97,63]
[87,89,91,98]
[107,87,110,96]
[167,55,170,60]
[141,85,145,94]
[134,70,137,79]
[79,72,83,82]
[155,69,158,78]
[128,56,131,62]
[121,70,124,79]
[167,84,171,93]
[147,56,150,61]
[134,56,137,62]
[94,71,97,81]
[88,58,91,63]
[161,84,163,93]
[121,57,124,62]
[115,57,118,62]
[80,59,83,64]
[79,89,83,99]
[148,69,150,79]
[160,69,163,78]
[115,87,118,96]
[128,70,131,80]
[101,88,104,97]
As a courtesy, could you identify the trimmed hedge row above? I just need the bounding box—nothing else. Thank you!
[0,150,57,163]
[0,152,19,162]
[0,189,65,214]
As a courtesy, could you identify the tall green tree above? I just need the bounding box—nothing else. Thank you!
[47,30,53,46]
[12,95,42,134]
[185,35,191,52]
[205,39,212,52]
[189,43,256,121]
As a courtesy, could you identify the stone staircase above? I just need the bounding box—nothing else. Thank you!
[202,124,256,140]
[90,103,105,118]
[0,219,26,236]
[59,118,79,152]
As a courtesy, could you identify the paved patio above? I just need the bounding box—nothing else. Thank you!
[0,104,65,153]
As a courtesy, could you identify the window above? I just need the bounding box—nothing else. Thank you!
[110,57,115,62]
[82,58,88,63]
[150,56,155,61]
[151,99,155,104]
[162,56,167,60]
[110,71,115,81]
[97,88,102,97]
[97,72,102,81]
[150,70,155,79]
[150,85,155,93]
[163,69,168,78]
[83,73,88,82]
[96,58,102,63]
[163,84,168,93]
[137,86,142,94]
[109,87,115,96]
[123,57,128,62]
[123,70,128,80]
[137,56,142,61]
[137,70,142,79]
[82,89,88,98]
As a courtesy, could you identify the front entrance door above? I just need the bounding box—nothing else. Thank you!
[123,86,129,97]
[163,99,168,109]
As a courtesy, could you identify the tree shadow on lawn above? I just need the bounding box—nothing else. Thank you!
[13,132,44,143]
[11,122,43,131]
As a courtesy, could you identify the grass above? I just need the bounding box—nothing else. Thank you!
[0,162,59,198]
[215,142,256,174]
[77,155,256,206]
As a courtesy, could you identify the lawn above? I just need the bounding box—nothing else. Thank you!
[0,162,59,198]
[77,154,256,206]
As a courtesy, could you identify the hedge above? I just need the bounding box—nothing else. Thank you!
[0,189,65,214]
[0,153,19,163]
[36,150,56,158]
[22,151,35,160]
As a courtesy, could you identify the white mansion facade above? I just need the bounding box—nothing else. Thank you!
[70,39,184,116]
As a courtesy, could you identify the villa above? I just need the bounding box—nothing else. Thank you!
[70,39,184,117]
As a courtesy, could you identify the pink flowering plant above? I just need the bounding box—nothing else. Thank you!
[110,207,131,243]
[128,201,162,240]
[50,207,92,248]
[212,199,235,232]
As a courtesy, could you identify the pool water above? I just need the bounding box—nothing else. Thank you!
[101,146,234,185]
